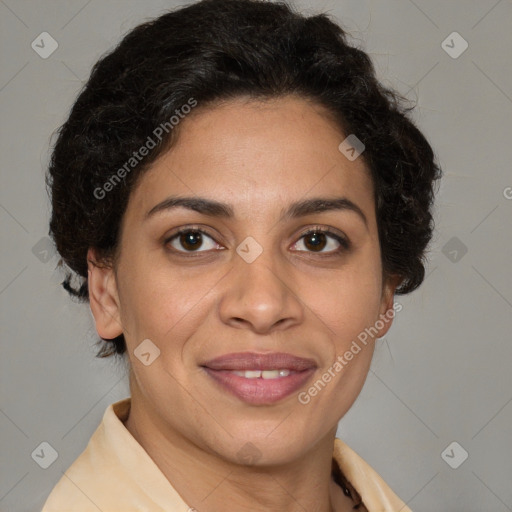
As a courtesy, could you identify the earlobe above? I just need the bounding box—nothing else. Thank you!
[87,248,123,340]
[376,274,401,338]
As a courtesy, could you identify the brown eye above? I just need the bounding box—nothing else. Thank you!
[303,232,328,252]
[166,229,218,253]
[293,228,349,254]
[179,231,203,251]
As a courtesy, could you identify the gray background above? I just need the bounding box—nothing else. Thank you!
[1,0,511,510]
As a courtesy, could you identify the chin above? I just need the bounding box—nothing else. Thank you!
[211,430,314,468]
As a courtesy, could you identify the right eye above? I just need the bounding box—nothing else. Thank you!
[164,228,221,254]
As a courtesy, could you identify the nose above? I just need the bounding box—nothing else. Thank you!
[218,250,304,335]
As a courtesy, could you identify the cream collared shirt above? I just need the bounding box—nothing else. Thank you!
[41,398,411,511]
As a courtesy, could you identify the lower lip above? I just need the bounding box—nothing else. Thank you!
[202,368,315,405]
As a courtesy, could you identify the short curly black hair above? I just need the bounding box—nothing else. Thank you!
[46,0,441,358]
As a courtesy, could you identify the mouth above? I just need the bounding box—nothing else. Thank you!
[201,352,317,405]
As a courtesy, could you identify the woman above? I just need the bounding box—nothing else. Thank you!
[42,0,441,510]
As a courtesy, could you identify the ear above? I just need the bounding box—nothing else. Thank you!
[87,247,123,340]
[375,274,402,339]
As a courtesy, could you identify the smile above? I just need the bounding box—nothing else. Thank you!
[201,352,317,405]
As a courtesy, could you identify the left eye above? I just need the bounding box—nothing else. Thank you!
[292,229,348,253]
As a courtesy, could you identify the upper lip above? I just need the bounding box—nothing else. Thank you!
[201,352,317,371]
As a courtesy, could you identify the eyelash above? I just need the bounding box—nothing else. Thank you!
[164,225,350,257]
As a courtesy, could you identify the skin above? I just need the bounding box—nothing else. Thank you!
[87,95,399,512]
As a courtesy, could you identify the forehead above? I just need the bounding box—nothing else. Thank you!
[126,95,374,222]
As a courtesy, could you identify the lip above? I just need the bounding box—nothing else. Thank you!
[201,352,317,405]
[202,352,317,371]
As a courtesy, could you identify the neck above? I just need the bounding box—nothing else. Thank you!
[123,385,354,511]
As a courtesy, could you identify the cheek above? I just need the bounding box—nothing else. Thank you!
[116,252,222,349]
[309,257,383,342]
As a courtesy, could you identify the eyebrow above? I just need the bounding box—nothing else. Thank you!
[145,195,368,227]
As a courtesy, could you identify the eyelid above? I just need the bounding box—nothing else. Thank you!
[296,225,350,249]
[163,224,222,252]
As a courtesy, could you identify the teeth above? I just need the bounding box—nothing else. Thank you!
[232,369,291,379]
[245,370,262,379]
[262,370,287,379]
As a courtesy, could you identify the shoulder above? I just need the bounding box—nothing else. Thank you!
[41,398,185,511]
[333,438,412,512]
[41,424,116,511]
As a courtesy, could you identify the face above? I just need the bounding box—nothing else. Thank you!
[88,95,397,465]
